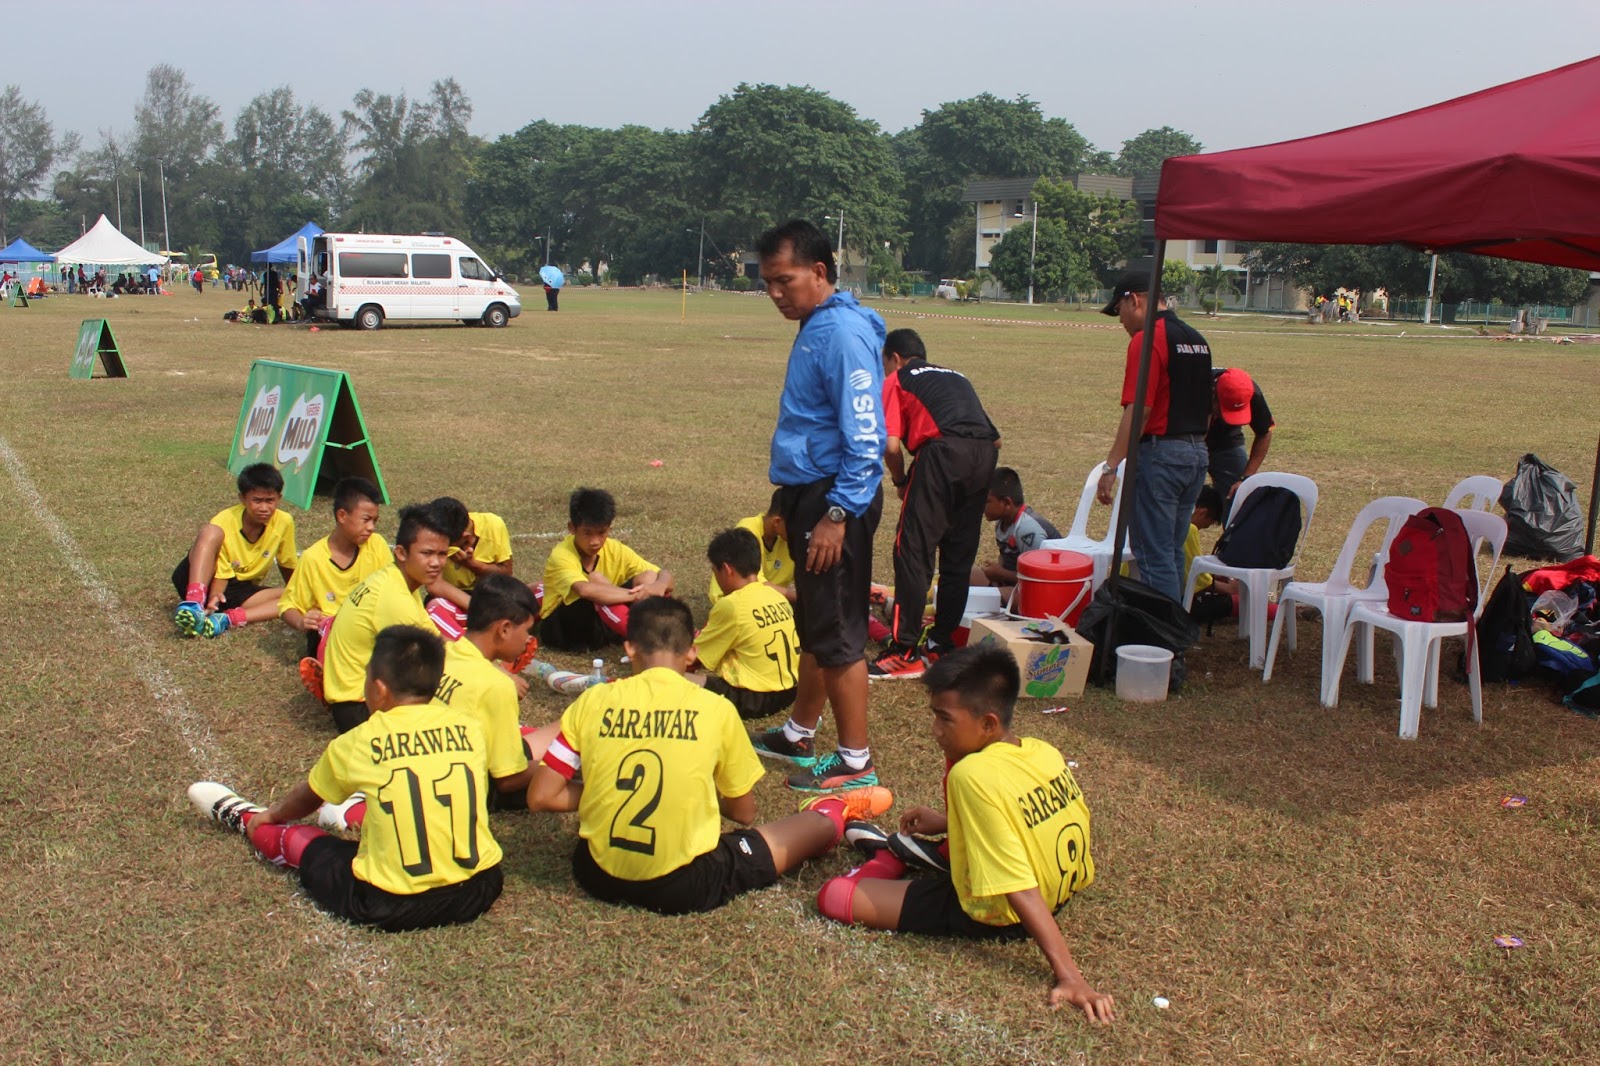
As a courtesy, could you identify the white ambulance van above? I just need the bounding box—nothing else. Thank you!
[300,232,522,329]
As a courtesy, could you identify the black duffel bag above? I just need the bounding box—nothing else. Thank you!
[1075,575,1200,688]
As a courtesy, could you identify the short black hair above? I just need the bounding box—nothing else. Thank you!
[990,466,1025,505]
[626,596,694,655]
[1195,484,1223,517]
[767,488,784,517]
[884,328,926,361]
[756,219,837,285]
[332,476,382,516]
[923,645,1020,727]
[429,496,471,541]
[465,572,541,631]
[707,527,762,578]
[569,487,616,528]
[395,502,452,548]
[237,463,284,495]
[368,624,445,700]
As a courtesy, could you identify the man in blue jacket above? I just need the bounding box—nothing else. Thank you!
[750,219,887,793]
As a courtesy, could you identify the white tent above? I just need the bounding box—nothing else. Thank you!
[53,214,165,266]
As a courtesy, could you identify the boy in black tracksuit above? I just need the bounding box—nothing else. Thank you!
[871,329,1000,680]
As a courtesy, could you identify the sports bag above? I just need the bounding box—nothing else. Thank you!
[1076,575,1199,687]
[1499,454,1585,561]
[1215,486,1302,569]
[1475,566,1536,682]
[1385,507,1476,623]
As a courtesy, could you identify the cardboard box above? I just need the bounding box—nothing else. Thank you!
[967,615,1093,699]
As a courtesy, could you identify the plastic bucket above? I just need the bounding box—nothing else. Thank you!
[1016,549,1093,626]
[953,586,1007,646]
[1115,644,1173,702]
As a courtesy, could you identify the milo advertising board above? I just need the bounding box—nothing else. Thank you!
[69,319,128,379]
[228,360,387,509]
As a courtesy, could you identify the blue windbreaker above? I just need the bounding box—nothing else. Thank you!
[769,291,885,515]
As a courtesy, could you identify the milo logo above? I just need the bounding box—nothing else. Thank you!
[240,386,281,454]
[276,392,326,470]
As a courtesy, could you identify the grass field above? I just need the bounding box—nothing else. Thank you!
[1,284,1598,1064]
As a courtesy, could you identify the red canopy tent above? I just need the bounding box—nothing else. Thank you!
[1103,56,1600,616]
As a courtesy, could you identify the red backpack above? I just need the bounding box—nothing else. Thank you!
[1385,508,1476,622]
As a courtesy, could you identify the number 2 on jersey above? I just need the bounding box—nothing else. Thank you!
[608,749,664,855]
[377,762,482,876]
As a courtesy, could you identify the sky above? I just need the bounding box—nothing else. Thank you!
[12,1,1600,156]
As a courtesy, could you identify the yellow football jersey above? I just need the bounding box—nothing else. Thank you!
[209,505,298,583]
[435,638,529,781]
[541,668,763,881]
[308,700,502,894]
[322,564,439,704]
[707,515,794,604]
[694,581,799,692]
[441,511,513,592]
[946,737,1094,926]
[540,536,656,619]
[278,534,393,619]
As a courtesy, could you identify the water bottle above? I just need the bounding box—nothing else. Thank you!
[591,659,605,683]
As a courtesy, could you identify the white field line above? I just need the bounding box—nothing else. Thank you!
[0,434,447,1066]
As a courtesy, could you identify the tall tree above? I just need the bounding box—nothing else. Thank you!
[987,217,1083,301]
[1113,126,1203,177]
[465,119,595,276]
[343,80,477,234]
[132,64,223,184]
[1032,177,1142,286]
[691,83,905,260]
[0,85,71,244]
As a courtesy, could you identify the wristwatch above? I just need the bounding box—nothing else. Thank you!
[826,505,848,524]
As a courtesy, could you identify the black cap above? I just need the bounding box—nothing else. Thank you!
[1100,270,1153,316]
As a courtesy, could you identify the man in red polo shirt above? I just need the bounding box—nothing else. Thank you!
[1095,271,1213,601]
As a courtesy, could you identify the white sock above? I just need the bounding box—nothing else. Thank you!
[838,746,871,770]
[782,718,816,743]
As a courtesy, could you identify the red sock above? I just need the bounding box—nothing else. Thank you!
[847,850,906,882]
[185,583,207,603]
[225,607,247,627]
[599,603,629,638]
[817,877,857,923]
[281,825,325,867]
[345,800,367,828]
[806,798,848,844]
[248,821,286,863]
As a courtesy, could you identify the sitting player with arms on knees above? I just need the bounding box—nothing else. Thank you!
[527,597,892,916]
[187,625,505,932]
[320,503,448,734]
[421,496,515,641]
[279,477,391,694]
[817,646,1114,1022]
[537,487,674,652]
[971,467,1060,595]
[318,573,558,830]
[690,527,801,721]
[708,491,795,605]
[172,463,298,639]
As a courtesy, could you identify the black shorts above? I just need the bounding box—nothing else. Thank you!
[571,828,778,915]
[704,675,797,720]
[774,478,883,668]
[327,701,370,734]
[296,836,503,932]
[894,875,1030,941]
[538,597,623,652]
[169,557,263,611]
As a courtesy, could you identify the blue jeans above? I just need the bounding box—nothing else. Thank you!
[1130,436,1209,601]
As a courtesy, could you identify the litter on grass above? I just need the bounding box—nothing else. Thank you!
[1493,935,1524,949]
[1041,705,1070,715]
[1152,996,1170,1009]
[1500,795,1529,809]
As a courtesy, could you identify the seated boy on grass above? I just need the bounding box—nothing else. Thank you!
[321,503,448,733]
[707,490,795,605]
[187,624,504,932]
[537,487,674,652]
[279,477,391,668]
[690,527,801,721]
[421,496,515,640]
[172,462,298,639]
[970,467,1060,593]
[527,596,891,915]
[816,645,1114,1023]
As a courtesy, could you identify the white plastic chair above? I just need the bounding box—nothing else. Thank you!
[1262,496,1426,705]
[1443,475,1503,512]
[1328,510,1507,738]
[1042,460,1131,590]
[1183,472,1319,669]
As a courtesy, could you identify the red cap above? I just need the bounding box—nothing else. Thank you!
[1216,368,1254,426]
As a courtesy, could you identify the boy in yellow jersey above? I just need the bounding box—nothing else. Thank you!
[422,496,516,640]
[691,527,800,721]
[707,491,795,605]
[187,625,503,932]
[279,477,391,667]
[529,597,892,915]
[538,487,674,652]
[815,645,1114,1023]
[321,504,449,734]
[172,463,298,639]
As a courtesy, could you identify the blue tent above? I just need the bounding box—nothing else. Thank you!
[0,237,56,263]
[250,221,324,264]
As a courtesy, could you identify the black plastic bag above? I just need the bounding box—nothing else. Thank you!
[1499,454,1585,561]
[1076,576,1200,686]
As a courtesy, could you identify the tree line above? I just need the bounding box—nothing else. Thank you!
[0,69,1588,306]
